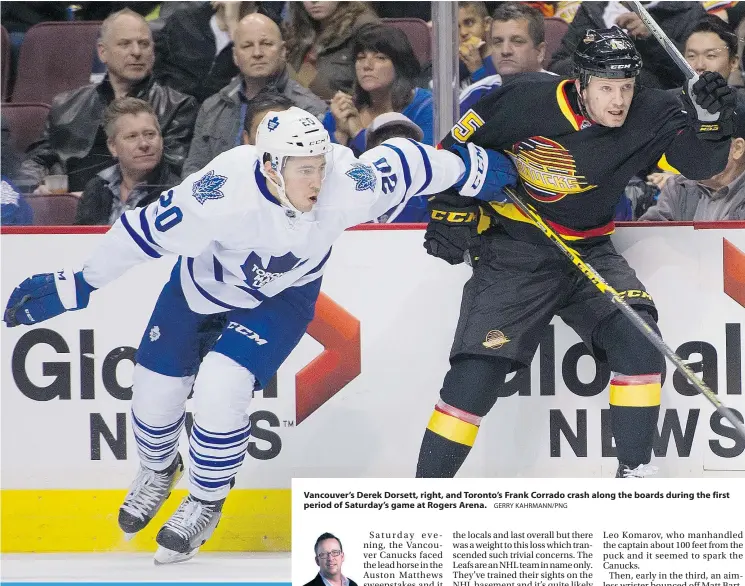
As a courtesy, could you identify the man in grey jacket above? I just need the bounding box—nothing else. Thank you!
[640,101,745,221]
[182,12,328,177]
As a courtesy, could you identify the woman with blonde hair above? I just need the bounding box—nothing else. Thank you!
[285,1,379,100]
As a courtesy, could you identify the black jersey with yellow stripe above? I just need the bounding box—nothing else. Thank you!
[440,73,731,242]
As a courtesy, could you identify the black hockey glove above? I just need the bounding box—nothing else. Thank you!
[424,194,491,265]
[682,71,736,140]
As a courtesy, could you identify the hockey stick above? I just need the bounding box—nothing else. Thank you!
[625,1,696,80]
[501,185,745,442]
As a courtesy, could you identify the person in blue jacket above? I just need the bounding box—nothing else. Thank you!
[324,24,433,155]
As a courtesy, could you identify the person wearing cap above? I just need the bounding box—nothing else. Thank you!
[417,26,735,480]
[324,24,433,156]
[364,112,424,150]
[640,98,745,221]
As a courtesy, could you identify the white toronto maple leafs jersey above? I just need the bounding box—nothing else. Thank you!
[81,139,465,314]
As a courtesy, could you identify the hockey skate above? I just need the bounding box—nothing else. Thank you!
[153,494,224,565]
[615,462,659,478]
[118,453,184,539]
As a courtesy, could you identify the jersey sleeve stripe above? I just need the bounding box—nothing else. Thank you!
[186,257,244,310]
[120,213,162,259]
[138,207,159,248]
[408,139,433,195]
[382,143,412,192]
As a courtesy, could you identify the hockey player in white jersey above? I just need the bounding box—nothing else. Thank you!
[4,106,516,564]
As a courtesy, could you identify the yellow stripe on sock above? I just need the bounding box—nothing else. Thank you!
[427,410,479,447]
[609,383,661,407]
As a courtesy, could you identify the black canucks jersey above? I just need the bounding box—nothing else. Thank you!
[440,73,731,241]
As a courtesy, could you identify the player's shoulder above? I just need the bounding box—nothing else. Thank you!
[471,71,564,110]
[175,145,263,216]
[324,144,379,198]
[634,85,684,116]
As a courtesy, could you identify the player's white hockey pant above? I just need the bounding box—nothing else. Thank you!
[131,352,255,501]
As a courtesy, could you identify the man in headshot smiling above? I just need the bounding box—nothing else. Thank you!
[304,533,359,586]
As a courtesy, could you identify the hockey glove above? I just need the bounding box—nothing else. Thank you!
[682,71,736,140]
[452,143,517,202]
[4,269,96,327]
[424,194,491,265]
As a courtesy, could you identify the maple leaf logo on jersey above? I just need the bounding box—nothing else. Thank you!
[345,163,376,192]
[192,170,228,205]
[240,251,308,290]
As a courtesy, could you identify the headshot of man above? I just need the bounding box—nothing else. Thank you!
[304,532,358,586]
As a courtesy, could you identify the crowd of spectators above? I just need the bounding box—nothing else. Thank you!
[2,0,745,225]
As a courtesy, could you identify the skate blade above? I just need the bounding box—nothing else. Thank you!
[154,545,199,565]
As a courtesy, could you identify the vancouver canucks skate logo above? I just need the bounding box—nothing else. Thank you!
[345,163,376,192]
[240,251,308,289]
[192,170,227,205]
[267,116,280,131]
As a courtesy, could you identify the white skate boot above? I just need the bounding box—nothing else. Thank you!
[153,494,224,564]
[615,462,659,478]
[118,453,184,539]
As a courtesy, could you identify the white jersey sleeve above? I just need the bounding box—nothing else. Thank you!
[82,148,256,289]
[320,138,465,228]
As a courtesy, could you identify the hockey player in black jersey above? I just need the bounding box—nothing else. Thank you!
[418,26,735,479]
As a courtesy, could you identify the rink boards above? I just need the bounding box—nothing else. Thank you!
[1,224,744,552]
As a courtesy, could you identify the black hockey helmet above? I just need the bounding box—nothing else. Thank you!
[573,26,642,89]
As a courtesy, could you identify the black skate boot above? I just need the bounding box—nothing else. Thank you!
[615,462,658,478]
[153,494,225,565]
[118,453,184,539]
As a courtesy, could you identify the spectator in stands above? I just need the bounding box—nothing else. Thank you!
[324,25,432,154]
[645,15,741,191]
[548,1,706,89]
[75,98,179,225]
[1,114,32,225]
[684,14,739,85]
[365,112,424,150]
[153,2,270,103]
[182,12,327,176]
[18,8,197,195]
[459,3,551,115]
[241,93,293,146]
[364,112,429,223]
[458,2,491,80]
[640,101,745,221]
[285,1,379,100]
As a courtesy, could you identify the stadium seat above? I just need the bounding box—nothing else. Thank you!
[11,21,102,104]
[382,18,432,66]
[543,18,569,69]
[1,25,10,101]
[25,193,79,225]
[1,102,50,153]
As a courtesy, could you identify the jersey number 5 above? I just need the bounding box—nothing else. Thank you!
[451,110,485,143]
[155,190,183,232]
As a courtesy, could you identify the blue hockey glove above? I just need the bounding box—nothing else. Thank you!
[4,269,95,327]
[452,143,517,202]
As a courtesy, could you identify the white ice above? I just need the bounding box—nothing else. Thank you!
[1,552,291,582]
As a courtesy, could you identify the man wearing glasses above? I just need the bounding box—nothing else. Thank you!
[304,533,358,586]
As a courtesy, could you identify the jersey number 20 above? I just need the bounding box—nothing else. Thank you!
[155,190,183,232]
[373,158,397,194]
